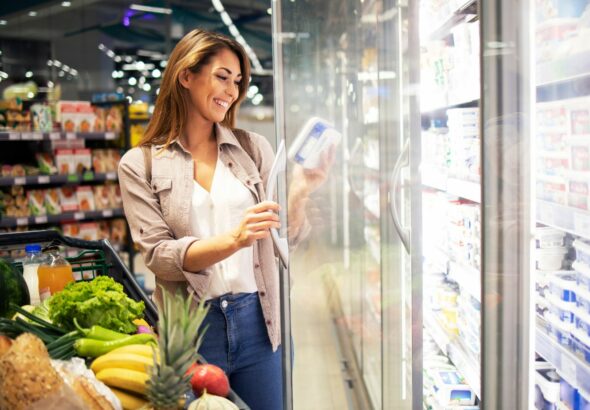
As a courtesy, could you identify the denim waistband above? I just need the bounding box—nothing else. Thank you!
[206,292,259,311]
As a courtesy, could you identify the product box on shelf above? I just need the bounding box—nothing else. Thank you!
[56,101,97,132]
[546,313,572,347]
[110,219,127,243]
[93,185,111,210]
[574,306,590,338]
[549,273,578,303]
[55,149,75,174]
[75,186,95,211]
[77,222,99,241]
[27,190,46,216]
[568,179,589,211]
[73,148,92,174]
[30,103,53,132]
[58,186,78,212]
[574,240,590,267]
[44,189,60,215]
[35,153,57,175]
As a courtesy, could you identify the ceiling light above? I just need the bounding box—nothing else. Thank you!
[211,0,224,12]
[27,92,34,98]
[128,77,137,86]
[0,71,7,79]
[267,8,272,15]
[228,24,239,37]
[126,96,133,103]
[70,69,78,76]
[47,60,53,66]
[152,69,161,78]
[98,44,106,51]
[136,61,145,70]
[0,20,7,26]
[156,88,160,95]
[28,11,37,17]
[125,56,133,63]
[160,60,167,68]
[112,70,119,78]
[252,94,263,105]
[47,81,54,87]
[129,4,172,14]
[143,83,151,92]
[114,56,122,62]
[106,50,115,58]
[53,60,62,67]
[61,1,71,7]
[25,71,33,78]
[58,71,65,77]
[220,11,232,26]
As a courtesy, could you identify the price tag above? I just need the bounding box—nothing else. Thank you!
[105,132,115,140]
[102,209,113,218]
[66,132,76,140]
[106,172,117,180]
[21,132,33,140]
[37,176,50,184]
[34,216,48,224]
[31,132,43,140]
[8,133,19,140]
[49,132,61,140]
[67,174,79,183]
[14,177,26,185]
[83,172,94,181]
[74,212,85,220]
[16,218,28,226]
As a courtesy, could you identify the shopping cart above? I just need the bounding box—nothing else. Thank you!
[0,229,250,410]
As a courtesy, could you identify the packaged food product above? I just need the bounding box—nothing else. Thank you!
[92,107,105,132]
[105,106,123,133]
[78,222,99,241]
[30,103,53,132]
[58,187,78,212]
[110,219,127,243]
[73,148,92,174]
[97,221,110,239]
[27,190,47,216]
[55,149,74,174]
[35,153,57,175]
[93,185,110,210]
[61,223,80,238]
[75,186,95,211]
[107,184,122,209]
[92,149,107,173]
[44,189,60,215]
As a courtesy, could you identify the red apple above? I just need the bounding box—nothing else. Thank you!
[187,363,230,397]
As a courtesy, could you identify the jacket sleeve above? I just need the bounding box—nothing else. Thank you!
[118,148,199,281]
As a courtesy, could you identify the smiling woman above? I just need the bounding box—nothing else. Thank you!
[118,29,285,410]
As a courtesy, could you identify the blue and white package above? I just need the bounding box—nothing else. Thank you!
[287,117,341,169]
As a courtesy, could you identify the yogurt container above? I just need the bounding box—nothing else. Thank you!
[549,273,578,302]
[576,285,590,316]
[574,260,590,292]
[537,247,568,270]
[536,226,566,248]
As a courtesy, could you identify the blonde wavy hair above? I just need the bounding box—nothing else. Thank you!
[140,29,251,147]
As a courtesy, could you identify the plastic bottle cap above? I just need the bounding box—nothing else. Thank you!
[25,244,42,253]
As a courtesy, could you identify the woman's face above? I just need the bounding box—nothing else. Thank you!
[181,47,242,124]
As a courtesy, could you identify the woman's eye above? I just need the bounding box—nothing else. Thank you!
[216,75,227,81]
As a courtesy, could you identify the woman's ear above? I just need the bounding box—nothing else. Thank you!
[178,69,192,89]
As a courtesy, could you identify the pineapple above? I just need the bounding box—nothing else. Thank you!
[146,288,209,410]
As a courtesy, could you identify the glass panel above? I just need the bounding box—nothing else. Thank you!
[533,1,590,409]
[419,0,482,408]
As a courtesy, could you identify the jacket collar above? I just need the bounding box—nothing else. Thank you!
[162,123,240,154]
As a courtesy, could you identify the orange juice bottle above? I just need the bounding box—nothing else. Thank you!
[38,247,74,301]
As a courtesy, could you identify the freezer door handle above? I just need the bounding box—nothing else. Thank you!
[345,137,364,199]
[389,138,411,253]
[265,138,289,267]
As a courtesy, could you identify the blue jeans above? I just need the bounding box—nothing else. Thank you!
[199,292,283,410]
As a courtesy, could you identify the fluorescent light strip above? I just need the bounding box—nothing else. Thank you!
[129,4,172,15]
[210,0,264,74]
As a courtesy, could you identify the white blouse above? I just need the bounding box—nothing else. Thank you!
[189,157,258,299]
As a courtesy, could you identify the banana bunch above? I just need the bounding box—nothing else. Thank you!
[91,344,158,410]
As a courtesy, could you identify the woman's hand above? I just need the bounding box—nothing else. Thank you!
[231,201,281,248]
[289,145,337,197]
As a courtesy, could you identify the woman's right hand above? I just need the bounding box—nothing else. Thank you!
[231,201,281,248]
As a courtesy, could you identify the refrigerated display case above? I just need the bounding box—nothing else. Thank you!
[532,1,590,409]
[271,0,543,408]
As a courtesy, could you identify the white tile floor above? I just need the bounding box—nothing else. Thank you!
[291,268,348,410]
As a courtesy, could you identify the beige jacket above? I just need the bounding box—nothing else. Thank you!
[118,123,282,350]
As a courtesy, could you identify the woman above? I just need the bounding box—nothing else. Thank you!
[118,29,330,409]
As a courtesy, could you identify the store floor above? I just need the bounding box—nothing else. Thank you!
[135,254,348,409]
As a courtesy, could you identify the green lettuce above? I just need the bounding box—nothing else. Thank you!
[48,276,145,334]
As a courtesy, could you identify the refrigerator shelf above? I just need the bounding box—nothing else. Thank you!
[422,167,481,203]
[536,322,590,395]
[537,200,590,241]
[537,51,590,88]
[424,313,481,398]
[426,0,478,41]
[421,97,480,116]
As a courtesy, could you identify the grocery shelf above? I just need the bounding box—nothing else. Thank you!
[448,261,481,302]
[537,200,590,241]
[422,167,481,203]
[0,172,117,187]
[536,321,590,394]
[537,51,590,87]
[426,0,478,41]
[420,97,479,115]
[0,131,117,141]
[424,313,481,398]
[0,208,124,228]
